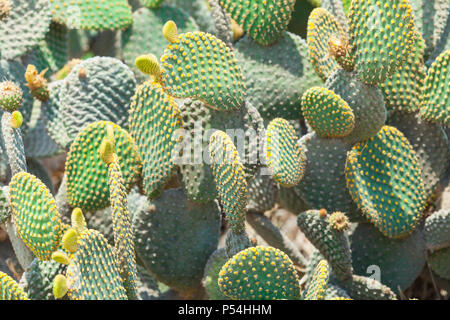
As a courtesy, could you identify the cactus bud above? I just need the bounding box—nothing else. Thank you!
[329,211,349,231]
[25,65,49,102]
[163,20,178,43]
[71,207,87,234]
[51,251,70,265]
[135,54,161,80]
[53,274,68,299]
[62,228,79,253]
[10,110,22,129]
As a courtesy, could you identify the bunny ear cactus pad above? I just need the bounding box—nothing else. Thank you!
[49,0,133,31]
[297,209,353,283]
[209,130,248,233]
[128,81,181,199]
[132,188,220,292]
[419,50,450,125]
[348,0,416,85]
[65,121,142,212]
[303,260,329,300]
[301,87,355,138]
[218,246,301,300]
[60,57,136,139]
[307,8,351,81]
[218,0,296,46]
[234,32,322,121]
[0,271,28,300]
[350,222,426,291]
[345,126,427,239]
[160,30,246,111]
[9,172,63,260]
[0,0,51,60]
[265,118,306,188]
[425,210,450,252]
[65,229,127,300]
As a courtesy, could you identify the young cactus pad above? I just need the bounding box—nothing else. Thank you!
[209,130,248,234]
[345,126,427,239]
[128,80,181,199]
[65,121,142,211]
[265,118,306,187]
[218,246,301,300]
[301,86,355,138]
[0,271,28,300]
[348,0,416,85]
[419,50,449,125]
[303,259,329,300]
[9,172,63,260]
[160,29,246,111]
[218,0,296,46]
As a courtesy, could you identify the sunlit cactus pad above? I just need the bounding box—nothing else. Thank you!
[0,271,28,300]
[49,0,133,30]
[160,31,246,111]
[345,126,427,239]
[419,50,449,125]
[348,0,416,84]
[65,229,128,300]
[265,118,305,187]
[128,80,181,199]
[218,0,295,46]
[301,86,355,138]
[218,246,301,300]
[9,172,63,260]
[65,121,142,212]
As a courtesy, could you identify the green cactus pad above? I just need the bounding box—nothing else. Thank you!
[21,258,67,300]
[425,209,450,251]
[160,31,246,111]
[132,188,220,292]
[350,275,397,300]
[379,30,427,113]
[218,246,301,300]
[246,169,278,213]
[202,248,231,300]
[0,81,22,112]
[128,81,181,199]
[166,0,216,35]
[209,130,248,233]
[265,118,306,187]
[350,222,426,291]
[42,80,74,150]
[0,271,28,300]
[60,57,137,139]
[107,160,138,300]
[301,87,355,138]
[428,247,450,280]
[121,5,199,83]
[297,209,353,283]
[49,0,133,31]
[9,172,63,260]
[23,22,68,75]
[303,259,329,300]
[234,32,322,121]
[294,133,362,222]
[419,50,450,125]
[325,69,387,144]
[0,186,10,225]
[65,121,142,212]
[348,0,416,84]
[225,229,252,258]
[321,0,349,33]
[410,0,450,58]
[387,112,450,201]
[0,0,51,60]
[307,8,349,81]
[218,0,295,46]
[65,229,127,300]
[176,98,263,202]
[345,126,427,239]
